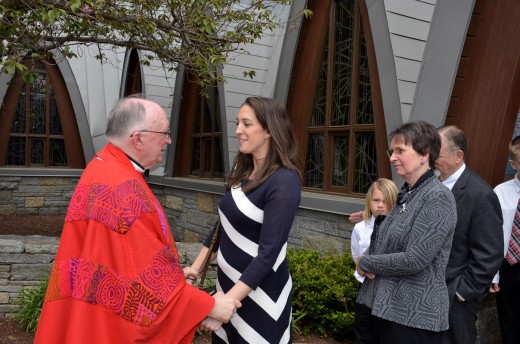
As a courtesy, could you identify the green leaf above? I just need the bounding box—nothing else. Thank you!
[22,73,37,84]
[14,62,25,72]
[243,70,256,79]
[47,9,63,24]
[70,0,82,12]
[4,63,15,74]
[13,276,49,333]
[0,0,293,89]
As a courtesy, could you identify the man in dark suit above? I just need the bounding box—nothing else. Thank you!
[436,126,504,344]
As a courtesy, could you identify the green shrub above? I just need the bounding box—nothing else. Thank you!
[288,247,358,340]
[13,276,48,333]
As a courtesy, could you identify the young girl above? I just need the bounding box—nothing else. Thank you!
[352,178,398,344]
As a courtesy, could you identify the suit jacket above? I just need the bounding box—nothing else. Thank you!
[445,167,504,303]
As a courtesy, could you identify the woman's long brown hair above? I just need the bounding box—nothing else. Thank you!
[226,97,302,192]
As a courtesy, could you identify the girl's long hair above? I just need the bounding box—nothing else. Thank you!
[363,178,398,223]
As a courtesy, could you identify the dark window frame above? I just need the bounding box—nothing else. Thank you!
[173,72,224,180]
[0,59,85,168]
[287,0,390,196]
[123,49,143,96]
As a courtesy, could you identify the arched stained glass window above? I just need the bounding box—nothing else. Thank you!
[123,49,143,96]
[287,0,388,196]
[0,59,85,168]
[173,72,224,180]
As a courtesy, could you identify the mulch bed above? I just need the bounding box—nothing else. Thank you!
[0,318,34,344]
[0,317,347,344]
[0,214,64,237]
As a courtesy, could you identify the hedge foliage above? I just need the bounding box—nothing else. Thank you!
[287,247,359,339]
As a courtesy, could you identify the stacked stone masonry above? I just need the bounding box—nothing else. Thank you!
[0,235,58,317]
[0,176,354,253]
[0,235,208,318]
[0,176,78,216]
[0,176,502,342]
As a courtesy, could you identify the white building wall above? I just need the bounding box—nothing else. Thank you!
[65,0,435,156]
[19,2,289,173]
[221,3,291,168]
[140,54,177,117]
[140,54,177,176]
[59,2,291,171]
[66,47,176,173]
[67,45,125,153]
[384,0,436,122]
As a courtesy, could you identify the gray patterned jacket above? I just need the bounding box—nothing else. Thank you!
[357,175,457,332]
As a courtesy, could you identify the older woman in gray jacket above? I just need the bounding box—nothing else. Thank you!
[356,121,457,343]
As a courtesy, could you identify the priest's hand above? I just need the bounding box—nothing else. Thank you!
[209,291,241,323]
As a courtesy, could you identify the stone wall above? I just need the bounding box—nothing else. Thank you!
[0,235,58,317]
[0,176,354,254]
[0,235,206,318]
[0,176,79,216]
[149,184,354,254]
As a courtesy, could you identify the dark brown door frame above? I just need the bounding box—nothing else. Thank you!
[448,0,520,186]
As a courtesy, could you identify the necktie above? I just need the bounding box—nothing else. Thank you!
[505,198,520,265]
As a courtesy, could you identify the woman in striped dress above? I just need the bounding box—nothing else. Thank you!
[187,97,302,343]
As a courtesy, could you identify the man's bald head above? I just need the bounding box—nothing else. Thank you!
[106,97,164,141]
[105,97,171,169]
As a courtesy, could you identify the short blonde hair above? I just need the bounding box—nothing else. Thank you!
[363,178,399,223]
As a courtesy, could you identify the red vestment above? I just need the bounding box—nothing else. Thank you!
[35,144,214,343]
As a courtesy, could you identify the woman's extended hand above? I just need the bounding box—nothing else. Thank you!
[198,317,223,331]
[183,266,198,285]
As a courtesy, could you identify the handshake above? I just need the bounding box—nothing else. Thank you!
[184,266,241,331]
[200,291,242,331]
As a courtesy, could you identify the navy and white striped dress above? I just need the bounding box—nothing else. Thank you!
[210,168,301,344]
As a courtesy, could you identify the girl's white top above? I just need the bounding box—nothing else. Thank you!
[351,215,375,283]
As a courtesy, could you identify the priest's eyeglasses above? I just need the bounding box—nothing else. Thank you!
[132,130,171,139]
